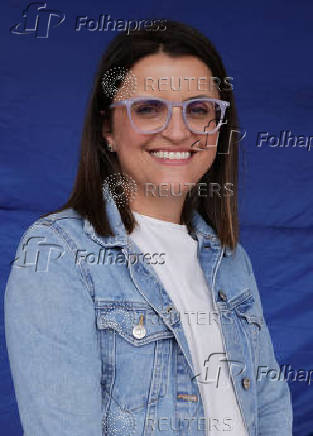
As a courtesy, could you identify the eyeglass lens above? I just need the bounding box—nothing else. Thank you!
[130,99,223,133]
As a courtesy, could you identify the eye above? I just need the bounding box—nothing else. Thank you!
[187,100,214,117]
[132,100,166,117]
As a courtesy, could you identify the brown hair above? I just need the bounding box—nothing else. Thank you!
[40,19,241,250]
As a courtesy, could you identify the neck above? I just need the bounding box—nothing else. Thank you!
[130,187,187,224]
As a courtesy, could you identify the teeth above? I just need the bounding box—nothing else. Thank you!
[150,151,192,159]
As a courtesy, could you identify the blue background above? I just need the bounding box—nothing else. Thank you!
[1,1,313,435]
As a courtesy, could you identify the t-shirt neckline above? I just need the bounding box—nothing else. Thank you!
[132,210,187,232]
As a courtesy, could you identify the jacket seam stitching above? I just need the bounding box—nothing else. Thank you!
[32,221,95,303]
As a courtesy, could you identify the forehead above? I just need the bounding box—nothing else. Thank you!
[133,53,212,77]
[116,53,220,100]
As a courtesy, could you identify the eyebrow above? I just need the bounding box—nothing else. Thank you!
[183,95,214,101]
[134,94,215,101]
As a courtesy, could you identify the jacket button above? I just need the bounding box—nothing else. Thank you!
[132,324,146,339]
[218,290,227,301]
[132,314,146,339]
[242,378,250,390]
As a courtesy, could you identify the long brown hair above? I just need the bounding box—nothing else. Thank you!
[40,20,241,250]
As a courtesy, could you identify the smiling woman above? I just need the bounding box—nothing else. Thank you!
[4,19,292,436]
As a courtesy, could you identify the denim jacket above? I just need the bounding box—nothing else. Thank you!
[4,192,293,436]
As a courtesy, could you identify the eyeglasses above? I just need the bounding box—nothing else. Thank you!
[108,97,230,135]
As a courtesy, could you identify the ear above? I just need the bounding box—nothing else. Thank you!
[101,114,114,144]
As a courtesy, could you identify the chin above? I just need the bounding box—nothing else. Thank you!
[142,179,195,198]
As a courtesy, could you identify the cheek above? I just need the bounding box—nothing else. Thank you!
[199,147,217,167]
[196,132,219,149]
[113,113,143,153]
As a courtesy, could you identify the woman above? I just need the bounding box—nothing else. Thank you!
[4,20,292,436]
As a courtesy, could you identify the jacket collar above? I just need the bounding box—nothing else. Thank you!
[82,186,233,257]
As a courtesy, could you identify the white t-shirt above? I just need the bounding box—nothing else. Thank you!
[129,211,249,436]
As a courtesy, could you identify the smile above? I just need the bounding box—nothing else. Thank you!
[147,149,197,165]
[151,151,191,159]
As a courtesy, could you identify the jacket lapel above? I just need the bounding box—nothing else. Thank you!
[83,188,227,377]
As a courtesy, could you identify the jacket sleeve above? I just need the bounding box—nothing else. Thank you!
[4,221,103,436]
[241,246,293,436]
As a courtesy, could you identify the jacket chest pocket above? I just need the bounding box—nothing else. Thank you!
[96,301,175,412]
[232,289,263,328]
[227,289,264,363]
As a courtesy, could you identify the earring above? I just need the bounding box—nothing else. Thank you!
[107,141,114,152]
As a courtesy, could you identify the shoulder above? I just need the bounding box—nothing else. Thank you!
[217,241,264,311]
[16,207,85,250]
[219,241,254,278]
[7,208,95,304]
[10,208,87,281]
[233,242,254,275]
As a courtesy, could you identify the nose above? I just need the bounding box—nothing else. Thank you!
[161,106,192,142]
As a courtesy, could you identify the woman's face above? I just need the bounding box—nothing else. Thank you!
[103,53,219,197]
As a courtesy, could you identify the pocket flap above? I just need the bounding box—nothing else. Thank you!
[96,300,175,345]
[228,289,264,328]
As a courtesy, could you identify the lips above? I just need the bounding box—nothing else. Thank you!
[150,150,192,159]
[147,148,198,165]
[148,148,197,157]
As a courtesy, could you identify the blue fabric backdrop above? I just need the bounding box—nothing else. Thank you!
[1,1,313,435]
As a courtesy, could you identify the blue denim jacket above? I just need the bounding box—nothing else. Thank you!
[4,193,293,436]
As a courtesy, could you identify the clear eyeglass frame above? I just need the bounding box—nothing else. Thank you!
[106,96,230,135]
